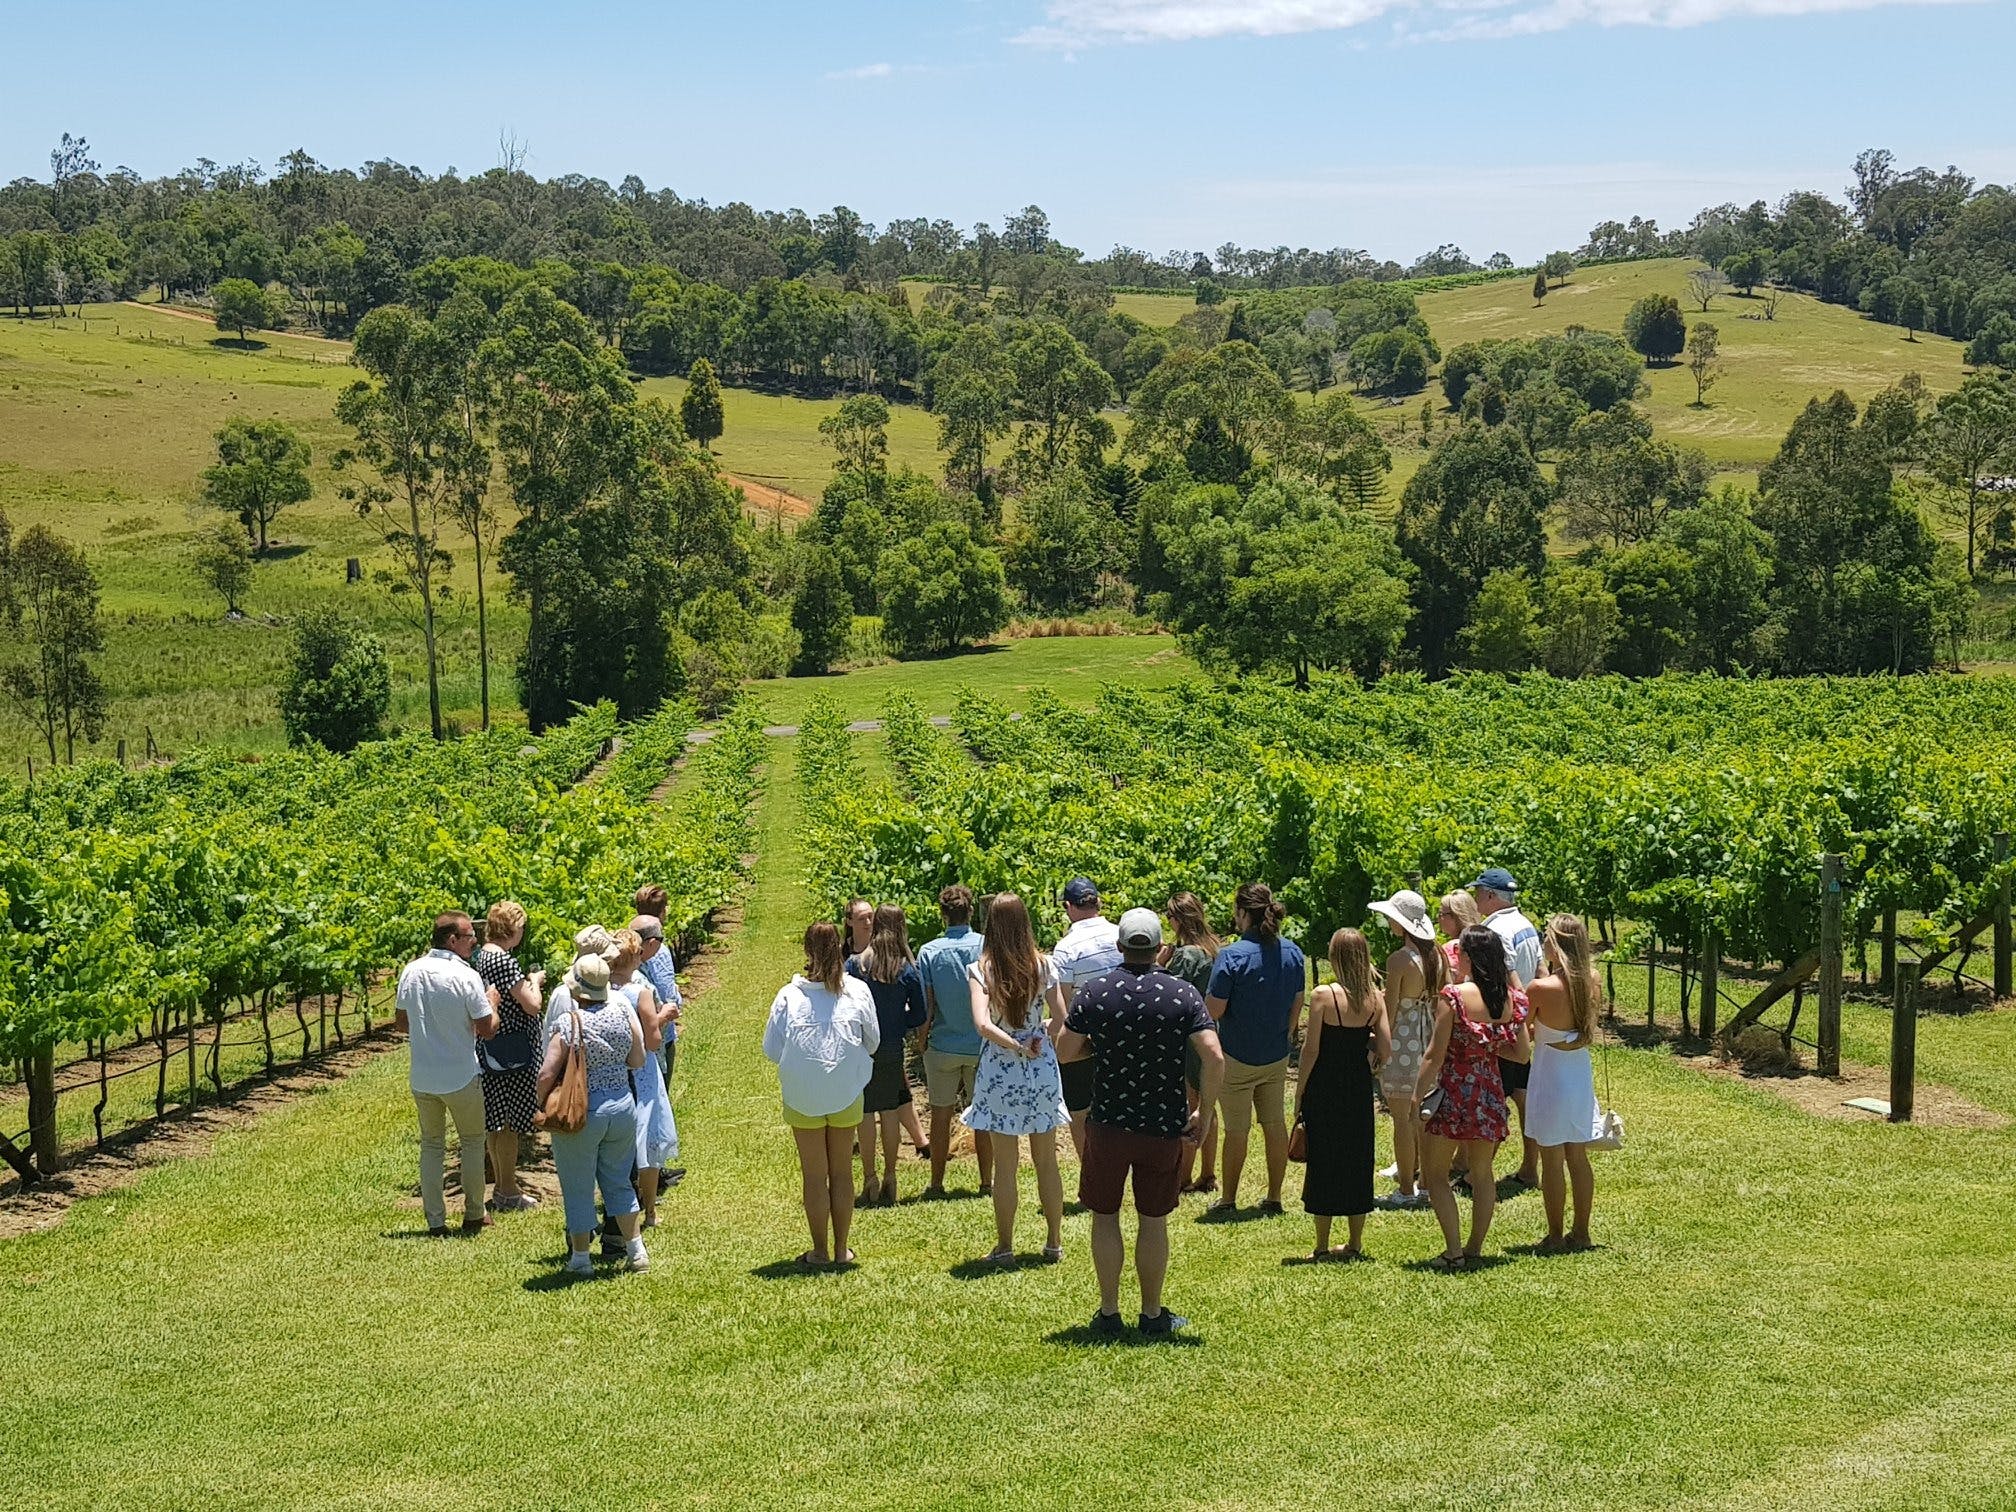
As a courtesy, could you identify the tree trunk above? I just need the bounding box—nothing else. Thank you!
[474,528,491,732]
[407,472,444,741]
[26,1046,58,1174]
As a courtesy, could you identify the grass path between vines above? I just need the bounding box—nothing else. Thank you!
[7,733,2016,1507]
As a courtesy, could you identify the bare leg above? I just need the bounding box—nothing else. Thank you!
[614,1208,642,1241]
[792,1126,832,1261]
[1463,1138,1499,1257]
[858,1121,878,1203]
[928,1106,953,1192]
[989,1135,1020,1253]
[1031,1130,1063,1249]
[1068,1109,1088,1163]
[488,1130,522,1200]
[1090,1209,1123,1316]
[1511,1087,1539,1183]
[1389,1096,1420,1194]
[1421,1134,1462,1260]
[1136,1214,1170,1317]
[879,1110,902,1197]
[1539,1144,1567,1244]
[1199,1107,1218,1183]
[900,1098,927,1154]
[1566,1143,1595,1246]
[826,1123,858,1261]
[974,1129,995,1191]
[1180,1086,1202,1190]
[1312,1214,1332,1253]
[1346,1212,1366,1251]
[635,1166,660,1228]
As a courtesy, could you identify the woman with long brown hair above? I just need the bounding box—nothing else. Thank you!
[1161,891,1223,1194]
[845,903,927,1206]
[846,896,930,1162]
[1524,915,1603,1251]
[1294,928,1389,1260]
[962,893,1069,1264]
[763,921,880,1268]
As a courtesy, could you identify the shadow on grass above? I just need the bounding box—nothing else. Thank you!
[521,1264,600,1292]
[902,1186,986,1205]
[209,336,271,351]
[948,1251,1062,1280]
[749,1255,859,1280]
[1396,1253,1516,1275]
[1044,1322,1204,1349]
[1279,1250,1372,1267]
[1503,1240,1605,1259]
[257,543,311,562]
[378,1229,453,1242]
[1195,1204,1276,1225]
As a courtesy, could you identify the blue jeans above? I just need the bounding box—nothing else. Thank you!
[551,1092,639,1235]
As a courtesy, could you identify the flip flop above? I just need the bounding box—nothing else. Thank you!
[1429,1253,1467,1273]
[794,1251,823,1271]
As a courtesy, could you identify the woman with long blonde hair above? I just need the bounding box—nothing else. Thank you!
[962,893,1069,1264]
[1160,891,1223,1193]
[1293,928,1389,1260]
[1524,915,1603,1251]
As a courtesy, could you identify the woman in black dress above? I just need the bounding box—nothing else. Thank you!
[1295,927,1389,1260]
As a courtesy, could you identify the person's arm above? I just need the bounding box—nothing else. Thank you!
[1188,1028,1225,1141]
[1371,995,1392,1072]
[1288,989,1306,1057]
[967,970,1025,1057]
[534,1025,568,1102]
[1414,996,1456,1104]
[918,958,939,1051]
[1042,973,1070,1042]
[625,1006,646,1071]
[1055,990,1091,1064]
[859,989,881,1056]
[635,985,664,1052]
[1204,953,1232,1022]
[1293,999,1325,1118]
[903,969,928,1035]
[761,991,789,1065]
[467,976,499,1041]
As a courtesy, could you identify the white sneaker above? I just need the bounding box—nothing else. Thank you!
[1379,1164,1399,1180]
[564,1250,593,1276]
[626,1238,650,1272]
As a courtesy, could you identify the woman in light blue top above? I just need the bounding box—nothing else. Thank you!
[538,953,648,1276]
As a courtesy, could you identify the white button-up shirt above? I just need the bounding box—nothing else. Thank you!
[762,974,881,1116]
[398,949,492,1094]
[1050,914,1122,994]
[1485,907,1544,988]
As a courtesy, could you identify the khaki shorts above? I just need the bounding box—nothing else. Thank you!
[1218,1054,1289,1135]
[922,1050,980,1109]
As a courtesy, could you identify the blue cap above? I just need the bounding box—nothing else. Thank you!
[1469,867,1519,894]
[1061,877,1101,907]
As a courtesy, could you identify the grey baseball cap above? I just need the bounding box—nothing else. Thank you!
[1117,907,1163,950]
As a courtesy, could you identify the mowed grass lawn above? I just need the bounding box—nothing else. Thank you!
[9,701,2016,1508]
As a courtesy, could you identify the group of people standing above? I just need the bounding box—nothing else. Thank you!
[394,886,688,1276]
[763,867,1609,1332]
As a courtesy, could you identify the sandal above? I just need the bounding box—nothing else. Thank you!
[794,1251,824,1271]
[1257,1199,1285,1216]
[985,1246,1016,1267]
[1041,1244,1064,1264]
[1535,1236,1567,1255]
[1429,1253,1467,1273]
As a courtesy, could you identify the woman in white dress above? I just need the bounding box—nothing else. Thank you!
[1523,915,1602,1252]
[1368,890,1440,1208]
[962,893,1068,1265]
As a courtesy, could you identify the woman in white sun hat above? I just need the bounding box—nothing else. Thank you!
[1368,889,1440,1208]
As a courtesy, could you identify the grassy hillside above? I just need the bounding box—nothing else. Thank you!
[898,281,1196,328]
[1414,257,1968,471]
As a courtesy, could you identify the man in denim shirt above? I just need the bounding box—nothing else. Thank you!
[916,884,989,1197]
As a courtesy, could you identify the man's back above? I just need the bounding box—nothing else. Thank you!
[399,950,484,1093]
[1067,964,1214,1139]
[917,926,985,1055]
[1052,915,1122,988]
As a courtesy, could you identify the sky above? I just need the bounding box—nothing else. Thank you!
[4,0,2014,263]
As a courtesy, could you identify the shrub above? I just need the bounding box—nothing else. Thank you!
[279,611,390,752]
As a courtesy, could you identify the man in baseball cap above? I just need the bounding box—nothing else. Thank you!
[1469,865,1542,1187]
[1057,906,1221,1338]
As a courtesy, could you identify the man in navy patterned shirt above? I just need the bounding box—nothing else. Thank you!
[1057,908,1223,1338]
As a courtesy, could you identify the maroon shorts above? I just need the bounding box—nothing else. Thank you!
[1080,1119,1184,1218]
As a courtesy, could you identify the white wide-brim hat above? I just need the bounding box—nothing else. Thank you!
[1368,889,1436,943]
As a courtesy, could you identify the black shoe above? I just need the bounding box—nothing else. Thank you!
[662,1167,686,1187]
[1089,1309,1125,1337]
[1138,1309,1189,1337]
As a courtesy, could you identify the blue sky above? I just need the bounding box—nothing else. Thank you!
[4,0,2012,261]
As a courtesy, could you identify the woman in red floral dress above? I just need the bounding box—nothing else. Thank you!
[1415,925,1527,1270]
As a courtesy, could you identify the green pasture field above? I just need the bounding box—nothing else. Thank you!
[1413,256,1968,471]
[897,281,1197,328]
[7,669,2016,1508]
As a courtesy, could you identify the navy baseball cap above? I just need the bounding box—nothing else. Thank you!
[1061,877,1101,907]
[1469,867,1519,894]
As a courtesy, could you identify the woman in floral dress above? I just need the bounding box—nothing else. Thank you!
[1415,926,1527,1271]
[961,893,1069,1265]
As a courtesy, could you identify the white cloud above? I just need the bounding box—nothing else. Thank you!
[825,61,897,79]
[1016,0,1974,46]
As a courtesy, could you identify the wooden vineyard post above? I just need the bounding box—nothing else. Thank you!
[1818,853,1843,1077]
[1890,960,1918,1123]
[1646,935,1657,1026]
[1699,928,1719,1041]
[1879,907,1896,991]
[1996,832,2012,1001]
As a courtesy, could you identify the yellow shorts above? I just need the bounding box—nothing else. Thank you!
[783,1096,864,1131]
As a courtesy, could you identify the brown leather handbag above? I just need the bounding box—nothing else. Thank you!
[534,1009,588,1134]
[1287,1109,1308,1163]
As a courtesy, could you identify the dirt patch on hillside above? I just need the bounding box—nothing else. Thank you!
[729,474,813,521]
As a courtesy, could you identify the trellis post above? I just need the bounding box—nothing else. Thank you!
[1889,961,1918,1123]
[1699,928,1719,1041]
[1818,854,1843,1077]
[1995,833,2011,1000]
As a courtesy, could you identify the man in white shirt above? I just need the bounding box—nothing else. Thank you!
[1049,877,1122,1160]
[396,911,499,1236]
[1470,867,1542,1186]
